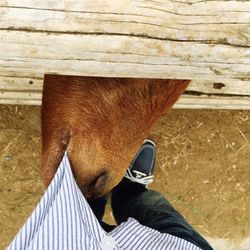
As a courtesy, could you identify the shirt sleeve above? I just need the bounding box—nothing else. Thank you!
[7,152,117,250]
[7,152,202,250]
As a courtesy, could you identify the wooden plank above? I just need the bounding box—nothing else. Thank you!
[188,80,250,96]
[1,76,250,96]
[1,88,250,110]
[0,0,250,82]
[0,77,250,109]
[1,77,250,109]
[0,76,43,90]
[175,95,250,110]
[0,90,42,105]
[1,0,250,46]
[0,0,250,108]
[0,30,249,82]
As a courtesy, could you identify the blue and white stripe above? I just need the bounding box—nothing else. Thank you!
[7,153,201,250]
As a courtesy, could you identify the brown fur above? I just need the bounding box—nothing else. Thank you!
[41,75,190,198]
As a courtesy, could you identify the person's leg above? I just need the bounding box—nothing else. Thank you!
[88,197,116,232]
[111,140,213,250]
[112,179,212,249]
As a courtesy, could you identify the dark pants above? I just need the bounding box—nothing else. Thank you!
[88,179,213,250]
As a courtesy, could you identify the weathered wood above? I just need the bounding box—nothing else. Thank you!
[0,76,42,90]
[187,81,250,96]
[2,88,250,109]
[1,30,249,81]
[1,76,250,95]
[0,0,250,108]
[1,77,250,109]
[1,0,250,80]
[1,0,250,46]
[176,95,250,110]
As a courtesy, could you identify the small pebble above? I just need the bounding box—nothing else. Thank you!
[4,156,11,161]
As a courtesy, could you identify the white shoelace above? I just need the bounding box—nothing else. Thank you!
[124,168,154,186]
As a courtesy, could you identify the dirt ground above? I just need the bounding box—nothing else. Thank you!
[0,105,249,250]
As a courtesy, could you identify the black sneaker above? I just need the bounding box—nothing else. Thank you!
[124,139,156,187]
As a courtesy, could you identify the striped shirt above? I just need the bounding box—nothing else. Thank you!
[8,153,201,250]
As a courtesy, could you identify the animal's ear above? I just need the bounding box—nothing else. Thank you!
[41,127,70,187]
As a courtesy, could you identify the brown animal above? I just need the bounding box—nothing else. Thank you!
[41,75,189,199]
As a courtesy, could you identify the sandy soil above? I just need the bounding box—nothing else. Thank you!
[0,105,249,249]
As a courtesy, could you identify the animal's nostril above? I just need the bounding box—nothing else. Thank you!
[80,171,109,199]
[93,170,109,191]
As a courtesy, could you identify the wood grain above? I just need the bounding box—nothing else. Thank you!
[0,0,250,108]
[1,77,250,109]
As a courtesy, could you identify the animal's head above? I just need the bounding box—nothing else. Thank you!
[41,75,189,199]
